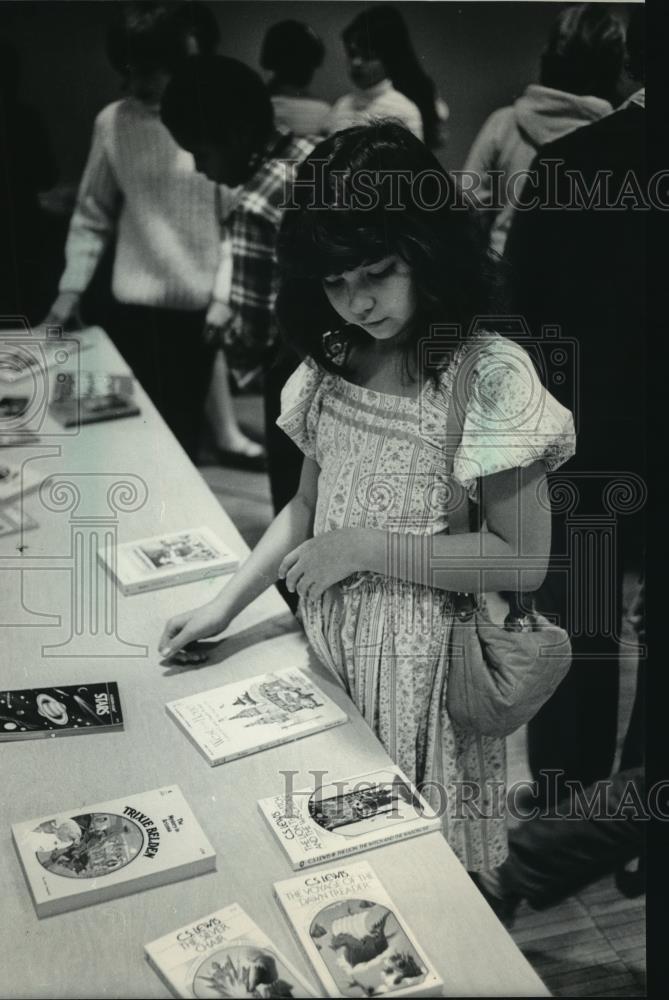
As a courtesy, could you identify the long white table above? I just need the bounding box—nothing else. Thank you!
[0,327,548,998]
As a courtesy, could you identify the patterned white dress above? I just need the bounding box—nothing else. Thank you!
[277,333,576,870]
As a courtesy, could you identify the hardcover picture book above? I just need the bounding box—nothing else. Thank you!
[145,901,317,998]
[0,502,38,537]
[0,461,44,505]
[258,766,441,870]
[166,667,347,766]
[97,526,239,596]
[274,860,443,998]
[12,785,215,917]
[49,371,140,427]
[0,681,123,741]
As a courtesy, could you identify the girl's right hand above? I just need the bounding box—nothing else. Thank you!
[158,601,231,663]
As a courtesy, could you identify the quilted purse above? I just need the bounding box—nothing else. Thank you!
[444,342,572,738]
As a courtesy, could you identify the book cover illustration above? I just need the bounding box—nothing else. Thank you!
[0,395,29,418]
[0,461,43,504]
[167,667,347,766]
[0,682,123,741]
[12,785,216,916]
[98,526,239,595]
[145,901,317,998]
[0,503,38,537]
[258,767,441,870]
[49,371,140,427]
[274,861,443,998]
[0,333,92,385]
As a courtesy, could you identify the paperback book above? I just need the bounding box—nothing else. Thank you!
[166,667,347,766]
[0,461,44,505]
[49,371,140,427]
[274,860,443,998]
[258,766,441,870]
[0,681,123,741]
[0,503,38,537]
[98,526,239,596]
[12,785,215,917]
[145,901,317,998]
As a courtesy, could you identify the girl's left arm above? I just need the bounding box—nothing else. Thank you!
[281,461,551,599]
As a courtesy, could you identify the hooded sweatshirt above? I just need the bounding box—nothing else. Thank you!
[464,84,612,256]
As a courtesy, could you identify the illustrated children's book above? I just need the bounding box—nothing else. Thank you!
[166,667,347,766]
[49,371,140,427]
[0,461,44,505]
[274,860,444,998]
[258,766,441,870]
[0,681,123,741]
[0,502,38,537]
[145,901,317,998]
[12,785,215,917]
[97,526,239,596]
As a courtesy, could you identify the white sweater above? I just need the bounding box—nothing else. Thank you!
[59,98,235,310]
[326,79,423,142]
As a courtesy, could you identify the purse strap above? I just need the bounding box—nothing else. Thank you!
[445,341,529,625]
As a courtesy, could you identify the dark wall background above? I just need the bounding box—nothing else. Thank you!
[2,1,638,183]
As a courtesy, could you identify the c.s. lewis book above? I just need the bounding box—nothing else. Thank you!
[97,526,239,595]
[12,785,215,917]
[145,901,318,998]
[49,371,140,427]
[0,681,123,741]
[258,766,441,870]
[166,667,347,766]
[274,861,443,998]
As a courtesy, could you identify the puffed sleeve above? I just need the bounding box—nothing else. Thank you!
[275,357,325,462]
[452,335,576,495]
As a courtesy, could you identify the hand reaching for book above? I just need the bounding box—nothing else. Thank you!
[159,601,230,663]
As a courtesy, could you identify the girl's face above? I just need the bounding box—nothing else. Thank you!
[345,39,386,89]
[322,254,417,343]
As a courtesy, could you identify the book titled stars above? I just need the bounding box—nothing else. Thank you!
[0,682,123,741]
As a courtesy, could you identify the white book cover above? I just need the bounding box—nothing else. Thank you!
[274,860,444,998]
[145,901,318,998]
[166,667,347,766]
[0,461,43,505]
[258,766,441,870]
[12,785,215,917]
[97,526,239,595]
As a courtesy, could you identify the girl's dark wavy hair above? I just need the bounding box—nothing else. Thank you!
[276,121,494,381]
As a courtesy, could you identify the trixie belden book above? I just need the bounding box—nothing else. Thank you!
[166,667,347,767]
[0,682,123,741]
[49,371,140,427]
[258,766,441,871]
[274,861,443,999]
[12,785,215,917]
[145,901,317,999]
[98,526,239,596]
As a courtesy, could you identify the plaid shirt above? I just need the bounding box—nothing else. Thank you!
[222,128,313,371]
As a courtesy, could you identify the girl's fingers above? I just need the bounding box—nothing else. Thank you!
[278,547,300,579]
[158,617,187,656]
[285,565,304,594]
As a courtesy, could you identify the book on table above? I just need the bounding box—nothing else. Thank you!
[49,371,140,427]
[166,666,347,766]
[0,460,44,505]
[12,785,215,917]
[145,901,318,998]
[258,765,441,870]
[0,502,38,536]
[274,859,444,998]
[0,681,123,741]
[97,525,240,596]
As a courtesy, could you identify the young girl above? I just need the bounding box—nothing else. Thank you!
[159,122,575,871]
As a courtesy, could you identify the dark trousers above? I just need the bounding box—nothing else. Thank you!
[107,302,214,462]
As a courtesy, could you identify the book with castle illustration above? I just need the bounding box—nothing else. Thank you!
[97,526,239,596]
[273,860,443,998]
[145,901,318,998]
[166,667,347,766]
[258,766,441,871]
[0,681,123,741]
[12,785,215,917]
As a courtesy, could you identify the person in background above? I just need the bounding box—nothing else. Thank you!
[505,5,646,809]
[160,54,313,520]
[464,3,624,257]
[260,20,330,138]
[326,5,447,148]
[42,2,256,464]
